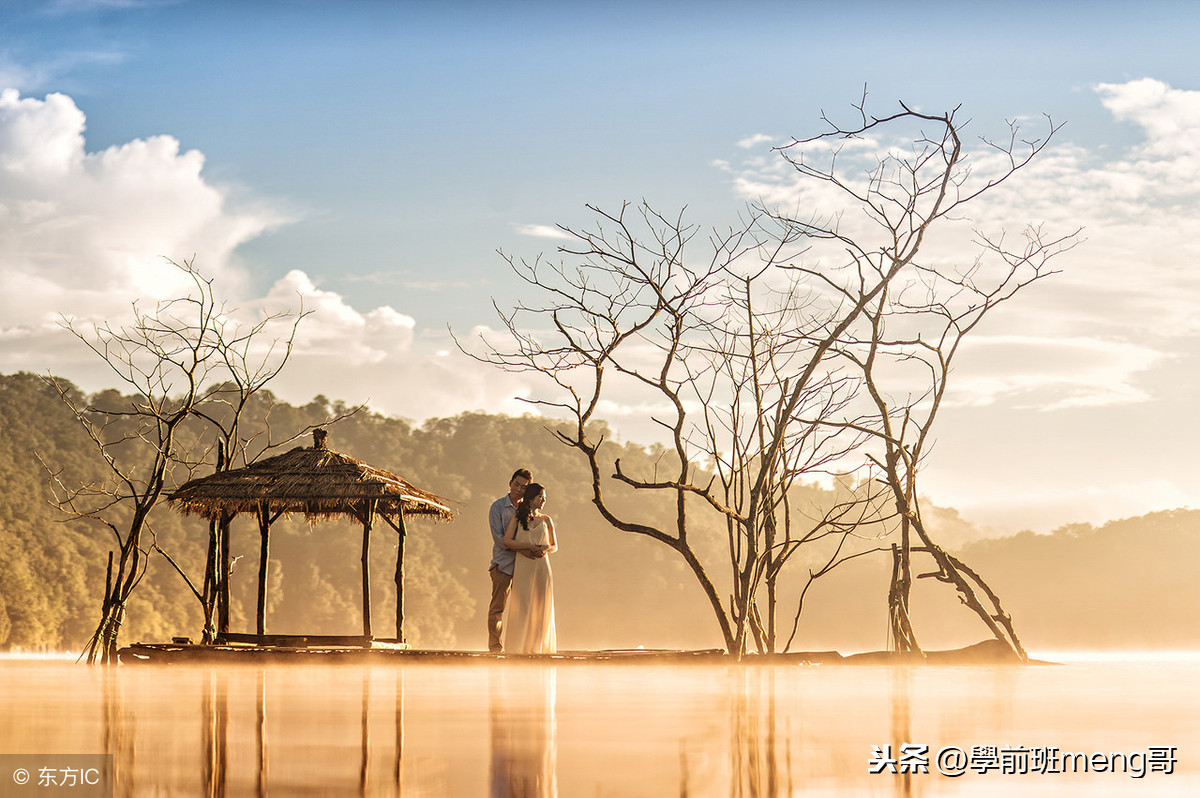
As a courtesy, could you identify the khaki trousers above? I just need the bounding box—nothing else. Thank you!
[488,565,513,652]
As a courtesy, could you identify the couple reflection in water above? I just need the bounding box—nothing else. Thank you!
[488,469,557,655]
[489,667,558,798]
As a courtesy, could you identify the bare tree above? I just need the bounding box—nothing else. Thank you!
[769,97,1081,659]
[462,204,896,655]
[468,95,1078,658]
[44,259,303,663]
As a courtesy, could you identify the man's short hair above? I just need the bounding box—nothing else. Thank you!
[510,468,532,483]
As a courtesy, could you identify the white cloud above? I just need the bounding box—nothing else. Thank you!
[274,314,539,423]
[0,57,40,91]
[0,89,533,425]
[1096,78,1200,160]
[719,81,1200,413]
[0,89,280,321]
[0,89,291,388]
[513,223,572,240]
[736,133,775,150]
[0,46,128,96]
[262,270,416,361]
[948,335,1166,410]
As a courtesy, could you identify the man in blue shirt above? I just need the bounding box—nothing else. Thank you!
[487,468,534,652]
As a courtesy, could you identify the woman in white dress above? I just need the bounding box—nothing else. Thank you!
[502,483,557,654]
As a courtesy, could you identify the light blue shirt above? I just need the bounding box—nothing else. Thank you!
[489,494,518,575]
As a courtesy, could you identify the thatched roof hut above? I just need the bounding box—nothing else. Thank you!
[167,428,456,644]
[171,428,454,522]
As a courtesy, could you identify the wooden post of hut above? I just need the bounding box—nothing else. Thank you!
[256,501,271,636]
[361,499,375,638]
[218,512,231,635]
[200,439,227,644]
[393,508,407,643]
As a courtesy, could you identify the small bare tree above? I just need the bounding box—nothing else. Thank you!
[44,259,303,663]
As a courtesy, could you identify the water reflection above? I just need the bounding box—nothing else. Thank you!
[489,666,557,798]
[359,671,368,794]
[725,667,791,797]
[3,656,1197,796]
[84,661,824,795]
[102,669,137,798]
[202,671,228,798]
[393,670,405,791]
[258,669,270,796]
[195,668,408,796]
[891,667,913,798]
[199,672,230,797]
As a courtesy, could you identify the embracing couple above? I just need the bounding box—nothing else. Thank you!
[487,469,558,655]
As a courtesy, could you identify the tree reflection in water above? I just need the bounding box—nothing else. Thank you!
[102,667,135,798]
[722,667,795,797]
[99,662,888,796]
[199,671,231,798]
[891,667,912,798]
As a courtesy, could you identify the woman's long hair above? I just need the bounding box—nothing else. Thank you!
[515,482,545,531]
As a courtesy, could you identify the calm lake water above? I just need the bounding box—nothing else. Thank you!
[0,651,1195,796]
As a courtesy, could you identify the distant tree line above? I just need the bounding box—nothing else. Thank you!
[1,369,1196,654]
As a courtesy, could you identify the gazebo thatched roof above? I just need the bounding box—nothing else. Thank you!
[168,428,455,522]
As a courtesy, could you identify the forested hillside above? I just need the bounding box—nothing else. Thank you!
[781,509,1200,653]
[1,371,1195,654]
[955,511,1200,649]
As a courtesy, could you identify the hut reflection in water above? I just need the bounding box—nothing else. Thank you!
[189,668,409,797]
[101,665,807,797]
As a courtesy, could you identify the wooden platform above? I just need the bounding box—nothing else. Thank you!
[116,638,1035,665]
[116,640,730,664]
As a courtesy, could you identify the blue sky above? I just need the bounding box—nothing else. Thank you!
[3,0,1200,533]
[6,0,1187,321]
